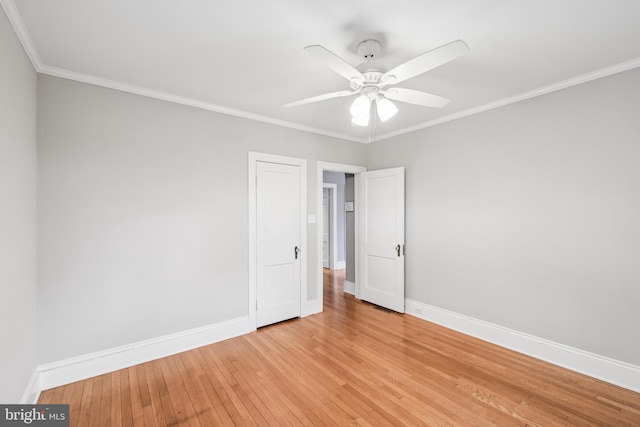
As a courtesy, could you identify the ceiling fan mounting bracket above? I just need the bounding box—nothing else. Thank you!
[357,39,381,60]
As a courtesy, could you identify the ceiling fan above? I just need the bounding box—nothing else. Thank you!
[283,39,469,127]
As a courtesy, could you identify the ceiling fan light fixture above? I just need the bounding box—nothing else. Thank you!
[351,114,370,127]
[350,94,371,119]
[376,97,398,122]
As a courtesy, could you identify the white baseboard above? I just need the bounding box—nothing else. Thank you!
[343,280,355,295]
[38,316,253,391]
[405,299,640,393]
[333,261,346,270]
[20,368,41,404]
[33,300,639,396]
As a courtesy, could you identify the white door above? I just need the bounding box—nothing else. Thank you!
[357,167,405,312]
[322,188,330,268]
[256,161,302,327]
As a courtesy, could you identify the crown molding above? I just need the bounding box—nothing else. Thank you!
[0,0,42,70]
[3,0,639,144]
[0,0,364,144]
[39,64,367,144]
[40,56,640,145]
[372,57,640,142]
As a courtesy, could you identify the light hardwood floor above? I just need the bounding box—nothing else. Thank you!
[40,269,640,426]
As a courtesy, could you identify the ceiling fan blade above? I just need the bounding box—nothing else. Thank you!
[283,90,357,108]
[304,45,365,82]
[382,40,469,85]
[383,88,450,108]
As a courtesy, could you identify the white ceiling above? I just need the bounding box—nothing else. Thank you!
[4,0,640,143]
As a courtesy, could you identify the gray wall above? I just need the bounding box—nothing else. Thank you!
[0,8,38,402]
[37,75,366,363]
[322,171,346,264]
[37,68,640,368]
[367,67,640,365]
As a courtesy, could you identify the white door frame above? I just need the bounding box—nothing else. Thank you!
[313,161,366,315]
[249,152,307,330]
[322,183,338,270]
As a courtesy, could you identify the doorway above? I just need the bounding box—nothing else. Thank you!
[315,162,367,314]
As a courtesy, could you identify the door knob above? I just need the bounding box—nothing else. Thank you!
[396,244,401,257]
[295,246,300,259]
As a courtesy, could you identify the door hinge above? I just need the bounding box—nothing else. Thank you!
[403,245,405,255]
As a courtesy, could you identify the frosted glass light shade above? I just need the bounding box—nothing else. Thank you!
[350,95,370,118]
[351,114,369,127]
[376,98,398,122]
[350,94,371,126]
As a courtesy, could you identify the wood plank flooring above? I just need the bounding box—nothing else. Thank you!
[40,269,640,426]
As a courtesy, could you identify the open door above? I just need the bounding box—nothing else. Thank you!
[357,167,405,312]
